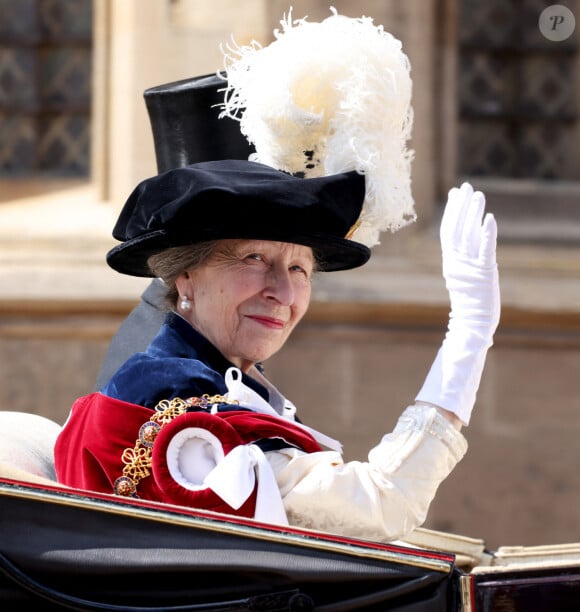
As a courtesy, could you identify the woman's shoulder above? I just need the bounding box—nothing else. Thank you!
[102,352,227,409]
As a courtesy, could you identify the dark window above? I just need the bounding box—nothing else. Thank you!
[0,0,93,177]
[457,0,578,181]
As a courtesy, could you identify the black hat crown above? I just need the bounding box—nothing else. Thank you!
[144,72,254,173]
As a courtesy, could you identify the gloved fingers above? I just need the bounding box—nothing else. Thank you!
[440,186,459,246]
[479,213,498,267]
[461,189,485,259]
[440,182,473,252]
[440,185,463,246]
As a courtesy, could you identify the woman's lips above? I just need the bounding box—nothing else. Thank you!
[247,315,285,329]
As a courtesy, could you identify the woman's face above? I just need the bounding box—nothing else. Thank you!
[175,239,314,372]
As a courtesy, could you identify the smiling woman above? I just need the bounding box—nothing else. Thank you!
[53,156,499,543]
[169,239,314,370]
[53,10,500,544]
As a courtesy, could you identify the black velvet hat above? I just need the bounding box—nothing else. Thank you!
[143,72,254,172]
[106,159,370,277]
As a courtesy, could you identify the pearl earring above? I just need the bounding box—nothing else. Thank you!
[179,295,191,311]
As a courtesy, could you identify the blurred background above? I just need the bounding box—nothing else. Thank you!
[0,0,579,552]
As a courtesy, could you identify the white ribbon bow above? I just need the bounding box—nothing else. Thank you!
[165,423,288,524]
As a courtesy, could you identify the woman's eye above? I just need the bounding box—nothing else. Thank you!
[290,264,311,278]
[245,253,263,262]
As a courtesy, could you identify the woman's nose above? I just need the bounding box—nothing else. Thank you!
[263,268,294,305]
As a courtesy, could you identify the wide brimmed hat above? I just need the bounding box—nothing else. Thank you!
[106,159,370,277]
[144,72,254,173]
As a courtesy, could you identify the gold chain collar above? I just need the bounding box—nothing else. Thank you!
[113,394,231,498]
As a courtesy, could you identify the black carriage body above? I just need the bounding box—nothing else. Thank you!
[0,479,459,611]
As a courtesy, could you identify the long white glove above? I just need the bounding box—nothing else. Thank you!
[415,183,500,425]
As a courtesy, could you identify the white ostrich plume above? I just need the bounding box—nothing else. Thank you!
[219,7,416,247]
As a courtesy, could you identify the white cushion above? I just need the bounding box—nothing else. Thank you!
[0,411,62,481]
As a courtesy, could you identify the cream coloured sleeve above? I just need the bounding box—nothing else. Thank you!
[267,405,468,542]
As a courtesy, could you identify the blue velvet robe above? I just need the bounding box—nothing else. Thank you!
[101,311,271,410]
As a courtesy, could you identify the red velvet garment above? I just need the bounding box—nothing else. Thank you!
[54,392,321,517]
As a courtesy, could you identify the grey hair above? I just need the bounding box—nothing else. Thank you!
[147,241,218,309]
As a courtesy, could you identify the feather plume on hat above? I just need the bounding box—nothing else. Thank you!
[219,7,416,248]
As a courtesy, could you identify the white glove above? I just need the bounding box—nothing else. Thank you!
[416,183,500,425]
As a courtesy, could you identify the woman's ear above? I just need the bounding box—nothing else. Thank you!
[175,270,193,305]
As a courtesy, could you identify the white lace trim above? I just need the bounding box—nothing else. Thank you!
[394,405,468,461]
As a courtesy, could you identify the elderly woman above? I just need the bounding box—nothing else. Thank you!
[54,158,499,543]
